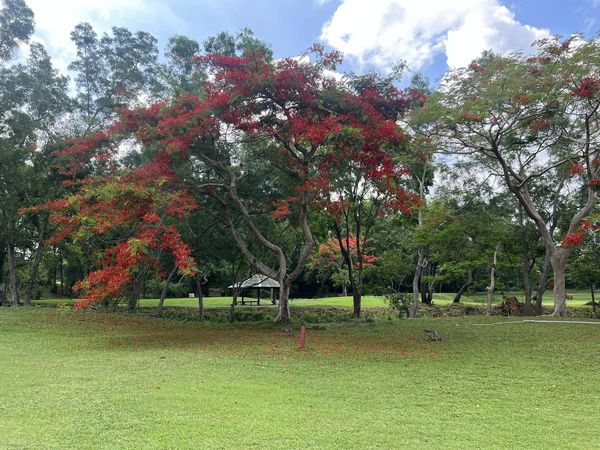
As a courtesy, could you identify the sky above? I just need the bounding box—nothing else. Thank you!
[23,0,600,84]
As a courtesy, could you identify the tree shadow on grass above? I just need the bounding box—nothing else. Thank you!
[40,309,433,359]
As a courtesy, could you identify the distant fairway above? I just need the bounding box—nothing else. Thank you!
[34,291,594,309]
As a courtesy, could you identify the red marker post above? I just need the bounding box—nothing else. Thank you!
[298,325,306,349]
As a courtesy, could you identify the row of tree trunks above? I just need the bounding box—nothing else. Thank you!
[534,254,551,315]
[23,216,48,306]
[2,217,48,307]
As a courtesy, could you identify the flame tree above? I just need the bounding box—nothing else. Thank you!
[46,46,416,321]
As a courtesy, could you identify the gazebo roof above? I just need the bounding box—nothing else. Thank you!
[228,274,280,289]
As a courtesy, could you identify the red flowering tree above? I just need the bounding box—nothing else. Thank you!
[46,46,415,321]
[417,36,600,316]
[310,234,379,297]
[320,71,421,316]
[41,145,198,308]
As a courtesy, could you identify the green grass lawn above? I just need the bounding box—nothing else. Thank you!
[34,290,594,309]
[1,308,599,448]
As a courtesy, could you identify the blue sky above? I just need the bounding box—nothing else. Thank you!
[25,0,600,83]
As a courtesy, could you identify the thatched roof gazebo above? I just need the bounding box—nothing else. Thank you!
[227,274,280,306]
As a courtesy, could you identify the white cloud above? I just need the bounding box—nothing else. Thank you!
[319,0,549,71]
[25,0,183,74]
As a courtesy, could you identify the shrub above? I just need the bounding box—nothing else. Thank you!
[498,296,522,316]
[384,292,411,319]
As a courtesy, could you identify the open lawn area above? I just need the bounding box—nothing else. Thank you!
[34,291,596,309]
[1,308,599,449]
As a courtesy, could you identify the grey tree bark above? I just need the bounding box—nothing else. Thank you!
[550,253,569,317]
[6,241,19,306]
[409,250,425,319]
[156,266,177,314]
[486,244,500,316]
[127,267,147,310]
[535,252,551,315]
[522,255,534,315]
[453,268,474,304]
[591,283,597,317]
[275,280,291,322]
[195,274,207,321]
[211,170,314,323]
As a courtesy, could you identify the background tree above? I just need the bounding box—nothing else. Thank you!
[0,0,33,60]
[68,22,159,133]
[569,218,600,315]
[416,36,600,316]
[0,38,69,305]
[323,70,420,317]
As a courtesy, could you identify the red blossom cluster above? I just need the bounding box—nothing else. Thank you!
[527,118,551,134]
[316,234,378,268]
[53,132,113,177]
[561,220,591,247]
[461,112,483,122]
[571,78,600,98]
[44,148,197,306]
[271,199,291,220]
[568,163,585,176]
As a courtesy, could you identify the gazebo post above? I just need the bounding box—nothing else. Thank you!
[241,289,245,306]
[257,288,261,306]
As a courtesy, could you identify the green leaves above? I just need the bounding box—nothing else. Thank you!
[0,0,34,61]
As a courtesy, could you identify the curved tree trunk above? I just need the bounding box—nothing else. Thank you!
[453,269,474,304]
[156,266,177,314]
